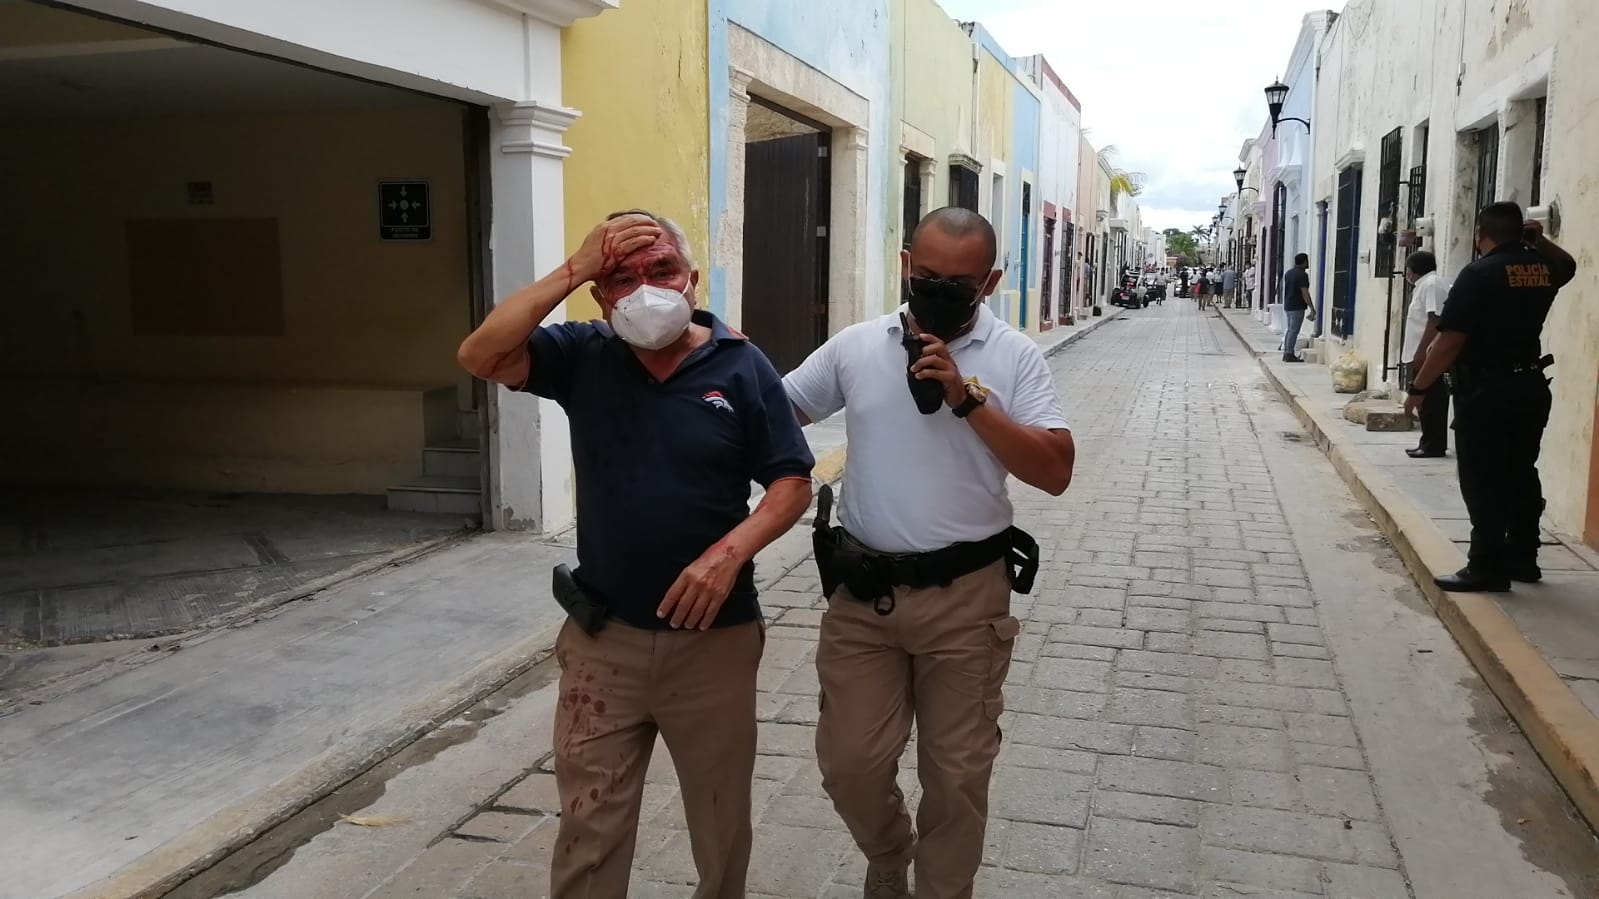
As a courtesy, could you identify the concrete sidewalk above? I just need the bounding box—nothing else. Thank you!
[1216,307,1599,833]
[0,429,844,899]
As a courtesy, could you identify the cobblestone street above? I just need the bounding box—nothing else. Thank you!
[236,303,1598,899]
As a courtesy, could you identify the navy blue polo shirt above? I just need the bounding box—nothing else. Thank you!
[522,310,814,630]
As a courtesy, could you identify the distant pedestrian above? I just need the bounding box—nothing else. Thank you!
[1398,251,1450,458]
[1403,203,1577,592]
[1281,253,1315,361]
[1221,265,1238,307]
[1244,263,1258,309]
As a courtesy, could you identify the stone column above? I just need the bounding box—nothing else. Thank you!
[916,157,937,221]
[484,100,579,532]
[716,67,755,328]
[829,126,870,330]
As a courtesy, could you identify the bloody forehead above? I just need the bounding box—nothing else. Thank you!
[608,239,685,278]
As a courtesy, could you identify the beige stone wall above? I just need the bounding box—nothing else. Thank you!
[0,103,471,494]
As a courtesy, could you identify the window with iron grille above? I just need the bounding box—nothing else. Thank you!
[1331,165,1362,338]
[1268,183,1286,303]
[949,165,980,213]
[1531,97,1547,207]
[903,156,923,251]
[1409,123,1428,225]
[1374,128,1402,277]
[1472,125,1499,260]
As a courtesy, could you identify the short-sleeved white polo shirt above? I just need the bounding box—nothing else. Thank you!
[1401,271,1448,360]
[783,304,1070,554]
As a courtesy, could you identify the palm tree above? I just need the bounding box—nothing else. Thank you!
[1097,145,1145,199]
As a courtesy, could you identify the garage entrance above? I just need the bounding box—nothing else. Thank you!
[0,1,485,645]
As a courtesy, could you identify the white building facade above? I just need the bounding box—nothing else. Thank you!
[1306,0,1599,545]
[1023,55,1083,331]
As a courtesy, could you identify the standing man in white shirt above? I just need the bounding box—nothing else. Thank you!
[782,207,1075,899]
[1400,250,1451,457]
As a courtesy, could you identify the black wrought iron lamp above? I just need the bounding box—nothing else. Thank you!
[1233,166,1260,197]
[1264,79,1310,137]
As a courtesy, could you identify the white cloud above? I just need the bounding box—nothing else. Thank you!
[935,0,1317,230]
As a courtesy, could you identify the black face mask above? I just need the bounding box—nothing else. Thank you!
[906,276,981,341]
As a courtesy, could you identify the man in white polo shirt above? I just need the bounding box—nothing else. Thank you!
[783,207,1075,899]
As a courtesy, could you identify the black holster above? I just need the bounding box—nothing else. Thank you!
[810,484,1041,615]
[553,563,608,636]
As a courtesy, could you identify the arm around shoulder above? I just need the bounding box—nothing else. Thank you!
[780,331,847,425]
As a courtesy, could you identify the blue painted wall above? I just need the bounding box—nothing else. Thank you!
[707,0,893,319]
[1011,74,1041,294]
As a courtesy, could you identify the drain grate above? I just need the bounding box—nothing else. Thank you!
[1281,431,1305,442]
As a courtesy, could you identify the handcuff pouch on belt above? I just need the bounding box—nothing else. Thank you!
[811,483,1040,616]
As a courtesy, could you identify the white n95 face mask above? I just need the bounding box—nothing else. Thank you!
[610,284,693,350]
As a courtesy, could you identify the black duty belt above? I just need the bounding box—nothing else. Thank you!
[810,483,1039,615]
[1454,354,1553,389]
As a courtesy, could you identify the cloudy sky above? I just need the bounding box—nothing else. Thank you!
[935,0,1318,232]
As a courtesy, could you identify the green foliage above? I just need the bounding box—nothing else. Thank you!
[1162,228,1201,265]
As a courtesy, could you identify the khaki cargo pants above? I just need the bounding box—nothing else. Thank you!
[815,559,1019,899]
[549,617,764,899]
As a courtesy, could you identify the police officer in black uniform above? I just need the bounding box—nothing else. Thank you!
[1403,202,1577,592]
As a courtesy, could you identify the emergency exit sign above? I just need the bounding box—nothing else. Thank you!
[378,181,431,241]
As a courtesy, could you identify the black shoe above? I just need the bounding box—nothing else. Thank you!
[1406,447,1446,459]
[1508,563,1542,583]
[1433,567,1511,592]
[1283,356,1304,363]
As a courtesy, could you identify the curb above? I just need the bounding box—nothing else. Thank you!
[66,627,565,899]
[1214,309,1599,834]
[1042,307,1124,359]
[812,445,847,485]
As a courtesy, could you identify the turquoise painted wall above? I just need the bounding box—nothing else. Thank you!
[707,0,893,319]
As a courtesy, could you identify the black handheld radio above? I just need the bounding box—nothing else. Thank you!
[901,313,944,415]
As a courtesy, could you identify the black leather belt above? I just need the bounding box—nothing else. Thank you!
[810,484,1038,615]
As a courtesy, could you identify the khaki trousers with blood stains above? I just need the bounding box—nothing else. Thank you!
[815,559,1019,899]
[550,617,763,899]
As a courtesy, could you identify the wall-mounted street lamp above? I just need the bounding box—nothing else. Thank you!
[1233,166,1260,197]
[1264,79,1311,137]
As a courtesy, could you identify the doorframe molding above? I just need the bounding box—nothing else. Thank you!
[718,24,870,336]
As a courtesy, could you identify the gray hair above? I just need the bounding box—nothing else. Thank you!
[607,208,696,270]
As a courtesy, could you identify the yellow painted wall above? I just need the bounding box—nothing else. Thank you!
[976,50,1016,323]
[3,106,468,385]
[894,0,977,224]
[976,53,1014,171]
[561,1,710,322]
[0,104,471,494]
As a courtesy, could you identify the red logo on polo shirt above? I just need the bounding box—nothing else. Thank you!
[702,390,734,413]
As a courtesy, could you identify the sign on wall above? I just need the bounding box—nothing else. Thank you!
[378,181,431,241]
